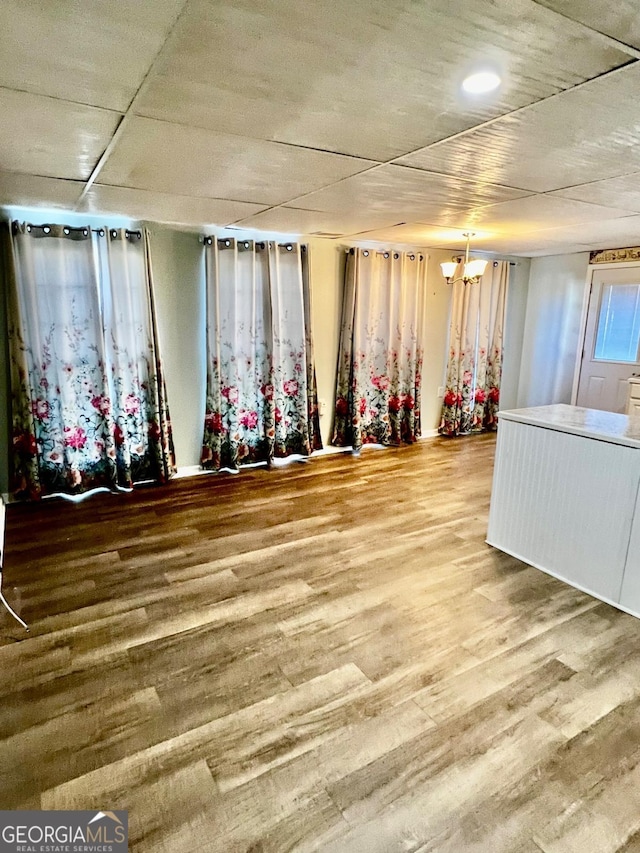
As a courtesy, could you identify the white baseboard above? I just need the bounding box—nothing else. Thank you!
[310,445,353,457]
[174,465,214,478]
[173,434,439,479]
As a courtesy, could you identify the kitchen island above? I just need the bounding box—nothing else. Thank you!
[487,403,640,618]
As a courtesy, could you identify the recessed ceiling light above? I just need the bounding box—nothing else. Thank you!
[462,71,501,94]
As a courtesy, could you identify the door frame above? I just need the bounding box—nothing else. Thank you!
[571,260,640,405]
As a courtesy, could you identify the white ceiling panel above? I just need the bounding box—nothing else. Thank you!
[134,0,631,161]
[515,214,640,250]
[98,117,374,205]
[434,193,636,233]
[346,223,492,249]
[551,173,640,213]
[80,185,268,226]
[473,235,592,256]
[533,1,640,51]
[0,88,121,181]
[0,0,186,112]
[0,172,84,210]
[399,64,640,193]
[234,206,402,236]
[288,165,530,223]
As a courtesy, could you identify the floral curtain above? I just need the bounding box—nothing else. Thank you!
[440,260,509,436]
[333,248,425,450]
[7,223,175,499]
[201,238,321,471]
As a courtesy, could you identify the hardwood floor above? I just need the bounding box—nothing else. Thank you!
[2,434,640,852]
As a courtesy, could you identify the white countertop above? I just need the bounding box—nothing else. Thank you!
[498,403,640,449]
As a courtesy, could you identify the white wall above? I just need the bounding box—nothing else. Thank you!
[517,252,590,408]
[501,256,531,411]
[0,209,536,486]
[147,225,206,470]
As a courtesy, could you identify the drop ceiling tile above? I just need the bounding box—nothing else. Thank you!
[0,88,121,181]
[80,185,267,227]
[354,223,493,249]
[399,64,640,192]
[520,215,640,250]
[289,165,530,222]
[551,173,640,213]
[0,0,185,111]
[534,1,640,50]
[98,117,374,206]
[234,207,401,236]
[134,0,630,161]
[483,237,593,256]
[435,193,636,232]
[0,172,84,210]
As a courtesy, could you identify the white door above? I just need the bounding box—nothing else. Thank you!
[577,266,640,412]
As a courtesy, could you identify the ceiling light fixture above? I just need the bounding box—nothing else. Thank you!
[440,232,488,285]
[462,70,501,94]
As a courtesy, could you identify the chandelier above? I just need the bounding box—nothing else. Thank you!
[440,232,488,285]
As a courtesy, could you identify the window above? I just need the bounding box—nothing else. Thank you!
[594,282,640,362]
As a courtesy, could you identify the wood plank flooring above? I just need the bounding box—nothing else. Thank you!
[3,434,640,851]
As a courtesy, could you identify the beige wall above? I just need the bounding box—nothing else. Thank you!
[518,252,589,408]
[0,211,535,486]
[147,225,206,470]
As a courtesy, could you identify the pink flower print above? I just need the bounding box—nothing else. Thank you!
[404,395,415,410]
[113,424,125,447]
[359,398,367,415]
[239,410,259,429]
[124,394,140,415]
[336,397,348,416]
[388,395,401,413]
[443,389,458,407]
[372,375,390,391]
[294,363,302,373]
[63,426,87,450]
[205,412,223,434]
[463,370,473,385]
[31,398,50,421]
[222,386,239,404]
[283,379,299,396]
[14,432,37,456]
[275,407,283,423]
[474,388,486,404]
[91,395,111,416]
[488,387,500,403]
[63,363,74,375]
[261,383,274,400]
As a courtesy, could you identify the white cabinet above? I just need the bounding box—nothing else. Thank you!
[488,404,640,618]
[627,376,640,417]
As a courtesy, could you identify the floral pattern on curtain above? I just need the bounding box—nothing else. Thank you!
[7,223,175,499]
[332,248,425,450]
[201,239,321,471]
[439,260,509,436]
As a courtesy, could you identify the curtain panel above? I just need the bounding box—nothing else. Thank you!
[201,238,321,471]
[439,260,509,436]
[7,223,175,499]
[332,248,426,450]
